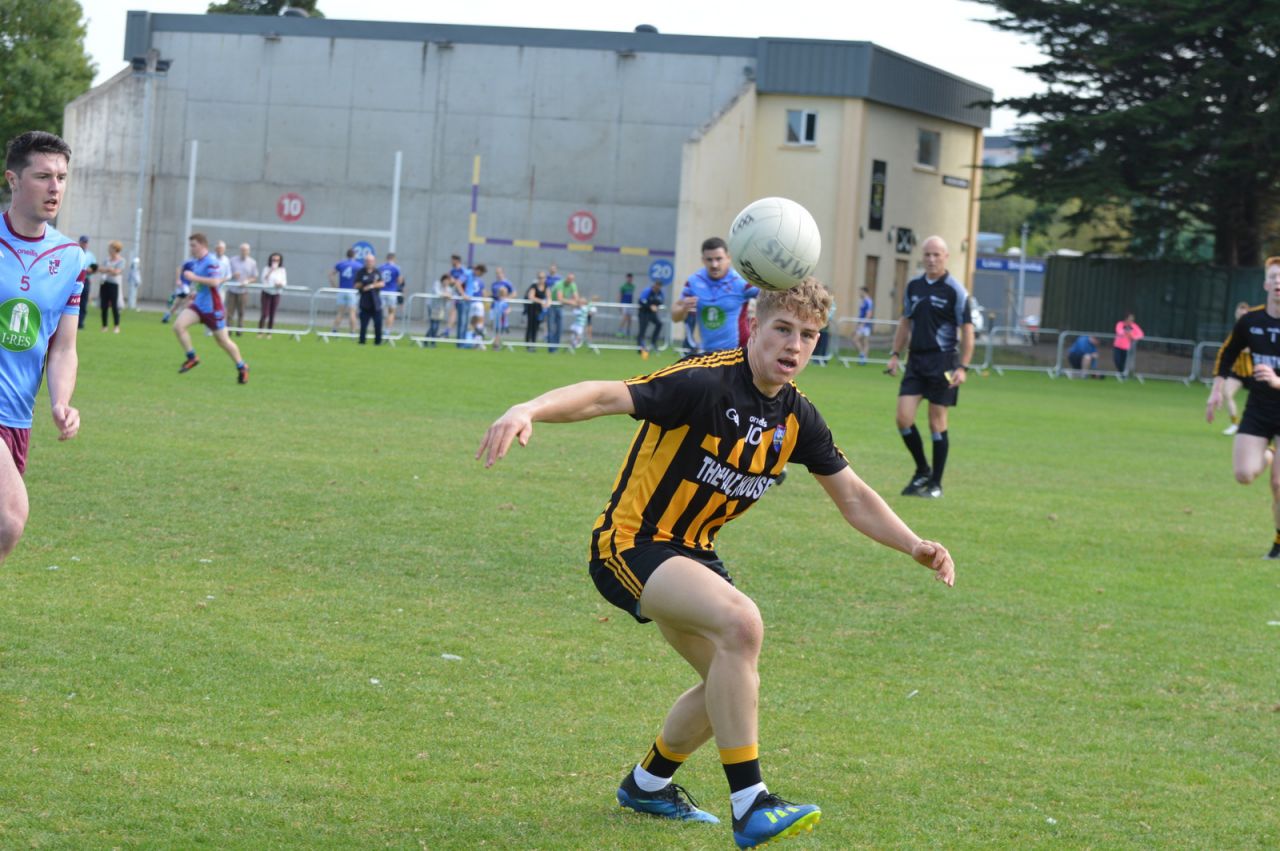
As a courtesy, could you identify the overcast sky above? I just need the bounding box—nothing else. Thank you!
[79,0,1045,135]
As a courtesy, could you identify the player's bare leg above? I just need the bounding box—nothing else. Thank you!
[173,307,200,353]
[0,447,29,563]
[213,328,244,365]
[1232,433,1270,484]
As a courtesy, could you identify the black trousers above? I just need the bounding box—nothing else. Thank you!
[359,306,383,344]
[100,281,120,327]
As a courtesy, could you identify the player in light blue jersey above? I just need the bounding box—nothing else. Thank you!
[173,232,248,384]
[329,248,361,334]
[0,131,85,562]
[672,237,759,354]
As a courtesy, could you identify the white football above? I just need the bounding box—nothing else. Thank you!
[727,197,821,291]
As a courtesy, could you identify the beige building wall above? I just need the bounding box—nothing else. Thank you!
[674,85,757,288]
[855,102,982,320]
[678,88,982,327]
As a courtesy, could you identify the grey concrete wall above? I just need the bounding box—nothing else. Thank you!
[62,27,756,306]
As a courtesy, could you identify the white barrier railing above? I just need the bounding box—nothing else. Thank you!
[311,287,406,346]
[223,282,313,340]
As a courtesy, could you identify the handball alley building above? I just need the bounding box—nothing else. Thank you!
[60,11,991,320]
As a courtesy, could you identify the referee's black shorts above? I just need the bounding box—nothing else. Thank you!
[899,350,960,407]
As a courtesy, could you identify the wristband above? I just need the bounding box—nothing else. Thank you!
[957,364,969,371]
[890,351,900,358]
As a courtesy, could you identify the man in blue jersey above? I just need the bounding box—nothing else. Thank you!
[378,251,403,333]
[671,237,759,355]
[855,286,874,365]
[0,131,85,562]
[885,236,975,499]
[448,254,474,340]
[329,248,360,334]
[173,232,248,384]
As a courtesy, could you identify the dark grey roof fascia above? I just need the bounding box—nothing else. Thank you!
[130,12,758,58]
[756,39,992,128]
[124,13,991,127]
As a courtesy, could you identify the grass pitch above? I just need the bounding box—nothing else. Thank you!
[0,317,1277,848]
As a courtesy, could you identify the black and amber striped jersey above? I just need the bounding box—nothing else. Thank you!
[1216,306,1280,403]
[589,349,848,559]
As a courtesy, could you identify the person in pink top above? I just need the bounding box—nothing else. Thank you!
[1113,312,1144,375]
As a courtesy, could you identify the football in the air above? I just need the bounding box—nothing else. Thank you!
[727,197,821,291]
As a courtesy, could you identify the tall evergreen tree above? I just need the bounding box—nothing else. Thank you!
[979,0,1280,266]
[207,0,324,17]
[0,0,94,147]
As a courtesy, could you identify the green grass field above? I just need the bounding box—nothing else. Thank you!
[1,317,1277,849]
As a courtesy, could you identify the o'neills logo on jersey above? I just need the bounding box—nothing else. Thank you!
[0,298,41,352]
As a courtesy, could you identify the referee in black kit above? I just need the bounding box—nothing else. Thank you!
[885,235,975,499]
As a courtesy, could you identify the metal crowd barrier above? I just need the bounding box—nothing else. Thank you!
[311,286,406,346]
[223,282,313,340]
[980,326,1063,375]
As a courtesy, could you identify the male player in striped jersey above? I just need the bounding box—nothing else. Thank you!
[0,131,85,562]
[1207,258,1280,558]
[478,278,956,848]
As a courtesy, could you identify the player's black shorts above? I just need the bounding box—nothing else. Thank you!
[589,543,733,623]
[899,350,959,406]
[1238,398,1280,440]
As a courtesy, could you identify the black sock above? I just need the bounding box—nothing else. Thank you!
[720,744,762,793]
[639,736,686,780]
[931,430,949,485]
[900,426,930,475]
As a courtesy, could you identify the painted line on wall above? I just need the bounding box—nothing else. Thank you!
[467,155,675,259]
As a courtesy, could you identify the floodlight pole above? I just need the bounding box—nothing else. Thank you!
[129,50,169,309]
[1016,221,1029,329]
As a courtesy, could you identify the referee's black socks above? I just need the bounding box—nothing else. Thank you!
[900,425,930,476]
[931,430,949,485]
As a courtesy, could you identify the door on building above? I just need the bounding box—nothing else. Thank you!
[893,259,910,317]
[864,255,880,320]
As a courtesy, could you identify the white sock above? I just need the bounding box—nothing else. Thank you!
[731,782,768,820]
[632,764,670,793]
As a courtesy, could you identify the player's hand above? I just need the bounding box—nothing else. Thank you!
[1205,390,1222,422]
[681,295,698,310]
[884,354,899,377]
[1257,364,1280,389]
[52,404,80,441]
[477,405,533,468]
[911,539,955,587]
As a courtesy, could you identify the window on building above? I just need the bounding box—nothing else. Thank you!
[916,128,941,169]
[786,110,818,145]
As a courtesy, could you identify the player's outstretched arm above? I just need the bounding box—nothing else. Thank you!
[477,380,635,468]
[46,313,81,441]
[1206,375,1227,422]
[814,467,955,586]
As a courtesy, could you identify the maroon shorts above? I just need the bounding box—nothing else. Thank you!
[0,425,30,476]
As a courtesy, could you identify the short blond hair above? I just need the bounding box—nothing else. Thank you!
[756,277,833,327]
[108,240,122,252]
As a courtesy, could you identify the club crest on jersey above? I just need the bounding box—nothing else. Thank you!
[772,424,786,451]
[48,257,61,276]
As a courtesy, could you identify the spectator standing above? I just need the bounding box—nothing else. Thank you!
[448,255,474,340]
[636,278,665,358]
[226,243,258,335]
[259,252,287,335]
[355,253,384,345]
[618,272,636,337]
[76,235,96,330]
[548,271,579,353]
[524,271,550,351]
[329,248,360,334]
[491,267,513,335]
[427,273,451,345]
[100,240,125,333]
[378,252,403,333]
[1112,312,1145,376]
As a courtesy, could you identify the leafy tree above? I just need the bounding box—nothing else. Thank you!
[207,0,324,16]
[978,0,1280,267]
[0,0,94,148]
